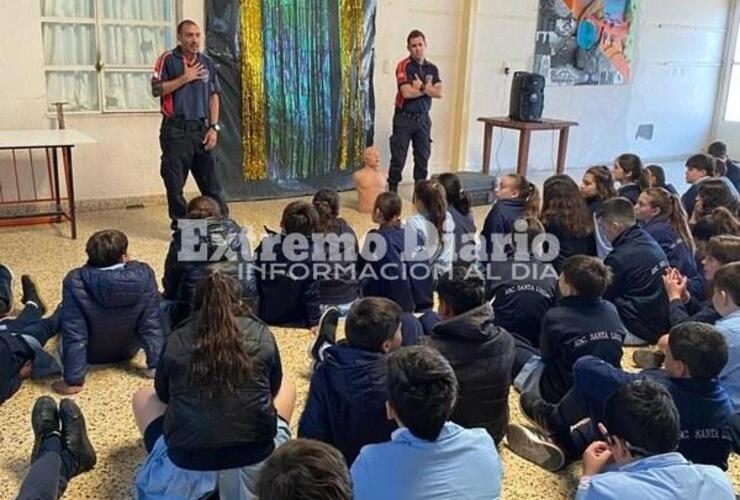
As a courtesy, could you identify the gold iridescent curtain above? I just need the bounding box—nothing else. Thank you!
[240,0,376,181]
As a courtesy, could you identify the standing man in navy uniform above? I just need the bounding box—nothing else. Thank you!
[151,19,229,227]
[388,30,443,193]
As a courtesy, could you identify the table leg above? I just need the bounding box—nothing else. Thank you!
[62,146,77,239]
[51,147,62,223]
[557,127,570,175]
[482,123,493,175]
[517,130,531,176]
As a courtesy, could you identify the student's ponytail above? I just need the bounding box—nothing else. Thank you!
[312,189,340,233]
[438,173,472,216]
[414,180,448,239]
[191,272,253,398]
[667,193,696,254]
[523,180,541,218]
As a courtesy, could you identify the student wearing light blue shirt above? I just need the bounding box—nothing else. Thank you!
[574,380,734,500]
[351,345,502,500]
[713,263,740,410]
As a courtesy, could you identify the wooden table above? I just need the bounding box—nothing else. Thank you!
[478,117,578,176]
[0,129,96,239]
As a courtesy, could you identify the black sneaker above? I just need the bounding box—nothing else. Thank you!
[21,275,46,316]
[506,424,566,472]
[388,183,398,194]
[632,349,665,370]
[309,307,340,367]
[31,396,59,463]
[520,392,555,434]
[59,399,96,475]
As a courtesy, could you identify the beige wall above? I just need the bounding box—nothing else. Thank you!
[0,0,730,201]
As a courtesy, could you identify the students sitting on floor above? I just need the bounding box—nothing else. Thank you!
[312,189,361,311]
[351,346,503,500]
[690,178,740,236]
[598,197,670,344]
[708,140,740,191]
[162,196,258,331]
[422,266,515,443]
[612,153,643,205]
[299,297,403,464]
[53,229,163,395]
[480,173,540,255]
[132,272,296,499]
[580,166,616,258]
[256,439,352,500]
[514,256,627,404]
[713,263,740,410]
[693,206,740,244]
[437,173,477,264]
[574,381,734,500]
[405,179,455,273]
[255,201,322,328]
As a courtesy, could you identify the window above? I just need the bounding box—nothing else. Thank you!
[724,21,740,122]
[40,0,176,113]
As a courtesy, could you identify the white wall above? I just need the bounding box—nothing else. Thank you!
[0,0,731,201]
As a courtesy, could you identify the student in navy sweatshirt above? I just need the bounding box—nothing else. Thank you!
[635,188,703,298]
[509,322,734,472]
[682,154,716,218]
[540,175,596,271]
[612,153,643,205]
[255,201,322,328]
[438,173,477,265]
[580,166,617,258]
[516,256,627,404]
[640,164,678,195]
[690,179,740,236]
[598,198,671,344]
[708,140,740,191]
[299,297,403,464]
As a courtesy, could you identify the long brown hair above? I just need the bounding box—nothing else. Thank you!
[585,166,617,202]
[697,179,738,218]
[413,180,448,238]
[643,188,696,253]
[438,173,472,216]
[505,173,540,217]
[541,175,593,237]
[706,235,740,264]
[190,272,253,398]
[374,192,402,227]
[616,153,643,182]
[312,189,341,233]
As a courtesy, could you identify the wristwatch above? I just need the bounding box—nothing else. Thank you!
[208,123,222,132]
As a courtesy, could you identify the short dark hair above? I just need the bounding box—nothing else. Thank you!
[686,153,716,176]
[597,197,636,226]
[86,229,128,268]
[561,255,613,299]
[714,262,740,306]
[345,297,402,352]
[177,19,198,35]
[603,380,680,456]
[387,346,457,441]
[186,196,221,219]
[256,439,352,500]
[407,29,426,45]
[374,192,402,222]
[281,201,318,236]
[668,322,728,379]
[436,266,485,315]
[708,141,728,158]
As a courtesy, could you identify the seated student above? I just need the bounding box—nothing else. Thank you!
[486,217,558,349]
[574,381,735,500]
[580,166,617,258]
[405,179,455,272]
[16,397,96,500]
[635,188,704,298]
[540,175,596,271]
[256,439,352,500]
[255,201,321,328]
[714,263,740,411]
[693,206,740,243]
[162,196,258,330]
[480,173,540,253]
[516,256,627,404]
[680,154,739,218]
[299,297,403,464]
[53,229,163,395]
[422,266,515,443]
[708,140,740,191]
[358,192,429,313]
[312,189,360,311]
[437,173,477,264]
[598,198,670,344]
[351,346,503,500]
[612,153,643,205]
[132,272,296,499]
[690,179,740,235]
[640,164,678,195]
[511,322,734,472]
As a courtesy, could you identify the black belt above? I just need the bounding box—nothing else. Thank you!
[163,118,208,130]
[396,110,428,121]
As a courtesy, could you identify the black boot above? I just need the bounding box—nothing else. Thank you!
[31,396,59,463]
[59,399,96,476]
[21,275,47,316]
[388,183,398,194]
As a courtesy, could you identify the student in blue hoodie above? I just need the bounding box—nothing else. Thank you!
[509,322,734,473]
[635,188,703,298]
[438,173,477,264]
[598,197,671,344]
[640,164,678,195]
[255,201,322,328]
[612,153,643,205]
[52,230,163,395]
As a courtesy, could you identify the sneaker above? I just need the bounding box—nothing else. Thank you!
[21,275,47,316]
[308,307,340,367]
[59,399,96,475]
[632,349,665,370]
[31,396,59,463]
[506,424,565,472]
[519,392,555,433]
[0,263,14,316]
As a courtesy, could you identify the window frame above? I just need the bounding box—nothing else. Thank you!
[716,0,740,124]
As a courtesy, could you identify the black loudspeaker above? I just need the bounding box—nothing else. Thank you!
[509,71,545,122]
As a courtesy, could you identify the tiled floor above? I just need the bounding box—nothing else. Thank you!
[0,185,736,499]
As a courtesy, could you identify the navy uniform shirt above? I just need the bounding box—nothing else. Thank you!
[394,57,441,114]
[151,46,221,121]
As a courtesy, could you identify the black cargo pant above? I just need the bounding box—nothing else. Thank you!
[159,119,229,227]
[388,111,431,189]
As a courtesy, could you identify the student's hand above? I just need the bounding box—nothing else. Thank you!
[662,269,688,302]
[19,361,32,380]
[412,74,424,91]
[582,441,613,476]
[51,380,84,395]
[202,129,218,151]
[144,368,156,379]
[309,326,319,338]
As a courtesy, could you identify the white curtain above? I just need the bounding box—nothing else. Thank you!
[41,0,94,18]
[102,0,170,22]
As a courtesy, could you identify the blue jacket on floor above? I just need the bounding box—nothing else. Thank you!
[61,261,163,386]
[643,219,704,298]
[298,343,397,465]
